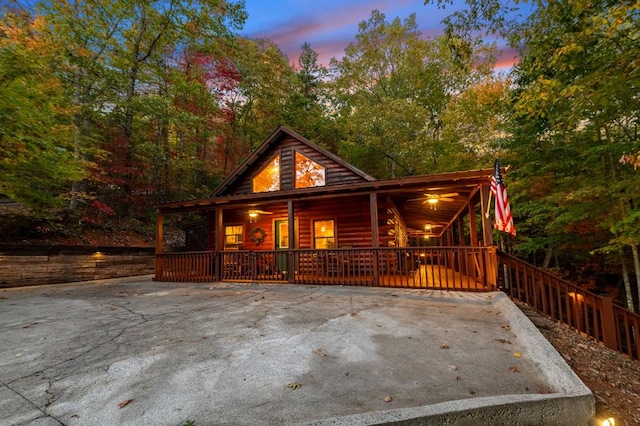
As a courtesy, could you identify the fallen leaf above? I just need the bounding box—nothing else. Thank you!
[117,399,134,409]
[449,365,458,371]
[514,352,522,357]
[501,325,511,330]
[384,395,393,402]
[440,343,450,349]
[509,366,520,373]
[496,338,512,344]
[287,383,302,389]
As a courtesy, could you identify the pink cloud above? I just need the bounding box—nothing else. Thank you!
[245,0,445,66]
[494,46,520,72]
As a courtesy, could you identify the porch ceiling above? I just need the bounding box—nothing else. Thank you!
[385,184,482,236]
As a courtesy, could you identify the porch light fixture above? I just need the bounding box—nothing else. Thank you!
[427,198,438,209]
[248,210,258,223]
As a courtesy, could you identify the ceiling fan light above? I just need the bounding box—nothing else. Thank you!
[427,198,438,204]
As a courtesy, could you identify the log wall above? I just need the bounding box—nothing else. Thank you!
[0,246,155,288]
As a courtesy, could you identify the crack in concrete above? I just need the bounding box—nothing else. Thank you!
[1,379,65,425]
[5,304,150,416]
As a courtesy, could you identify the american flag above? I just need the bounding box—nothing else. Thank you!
[490,159,516,236]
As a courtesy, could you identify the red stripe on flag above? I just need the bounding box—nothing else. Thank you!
[491,161,516,236]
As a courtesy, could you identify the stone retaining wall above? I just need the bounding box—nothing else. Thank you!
[0,246,155,287]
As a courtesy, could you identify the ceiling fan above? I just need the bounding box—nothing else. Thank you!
[409,192,459,205]
[248,209,273,217]
[248,208,272,223]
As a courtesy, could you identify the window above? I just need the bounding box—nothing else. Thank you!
[295,151,325,189]
[225,225,243,247]
[253,154,280,193]
[314,219,335,249]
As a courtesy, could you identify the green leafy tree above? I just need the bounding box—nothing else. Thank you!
[225,38,297,150]
[281,42,335,150]
[328,10,495,178]
[0,11,84,210]
[431,0,640,309]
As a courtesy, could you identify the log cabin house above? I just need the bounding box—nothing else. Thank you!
[154,125,498,290]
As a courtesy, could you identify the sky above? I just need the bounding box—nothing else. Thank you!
[240,0,519,72]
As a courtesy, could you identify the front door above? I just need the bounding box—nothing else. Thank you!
[275,219,294,277]
[275,220,290,250]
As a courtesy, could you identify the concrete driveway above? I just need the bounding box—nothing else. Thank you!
[0,276,593,425]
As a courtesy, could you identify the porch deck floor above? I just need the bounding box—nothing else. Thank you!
[289,265,489,291]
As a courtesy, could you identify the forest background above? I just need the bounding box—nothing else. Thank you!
[1,0,639,311]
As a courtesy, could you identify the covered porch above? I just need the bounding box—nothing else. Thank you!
[154,169,499,290]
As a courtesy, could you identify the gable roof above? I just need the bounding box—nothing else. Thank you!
[211,125,376,197]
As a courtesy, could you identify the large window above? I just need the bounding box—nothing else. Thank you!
[295,151,325,189]
[314,219,335,249]
[253,154,280,193]
[225,225,243,248]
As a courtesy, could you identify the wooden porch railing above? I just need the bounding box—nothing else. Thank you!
[498,251,640,361]
[155,246,498,290]
[155,251,217,282]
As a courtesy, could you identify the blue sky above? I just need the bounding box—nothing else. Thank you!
[240,0,518,71]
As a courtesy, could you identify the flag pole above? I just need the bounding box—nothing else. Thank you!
[485,191,492,219]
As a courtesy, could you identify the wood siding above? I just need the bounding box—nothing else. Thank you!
[207,195,400,251]
[222,136,369,195]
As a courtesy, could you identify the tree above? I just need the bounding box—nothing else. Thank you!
[0,10,84,210]
[328,10,496,178]
[18,0,247,220]
[432,0,640,309]
[224,38,297,150]
[281,42,335,149]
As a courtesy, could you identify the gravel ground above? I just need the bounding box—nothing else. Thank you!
[519,304,640,426]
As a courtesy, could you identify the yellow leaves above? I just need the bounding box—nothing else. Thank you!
[287,383,302,390]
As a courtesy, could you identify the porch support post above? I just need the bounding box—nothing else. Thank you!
[214,208,223,282]
[215,208,223,251]
[155,210,163,281]
[446,227,454,246]
[468,201,479,246]
[370,193,379,286]
[457,216,466,246]
[480,184,494,246]
[288,200,295,284]
[370,193,379,248]
[155,211,163,254]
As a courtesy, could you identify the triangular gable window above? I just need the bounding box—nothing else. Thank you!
[253,154,280,193]
[295,151,326,189]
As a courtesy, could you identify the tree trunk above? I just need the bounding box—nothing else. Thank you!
[631,244,640,312]
[621,259,635,313]
[542,246,553,269]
